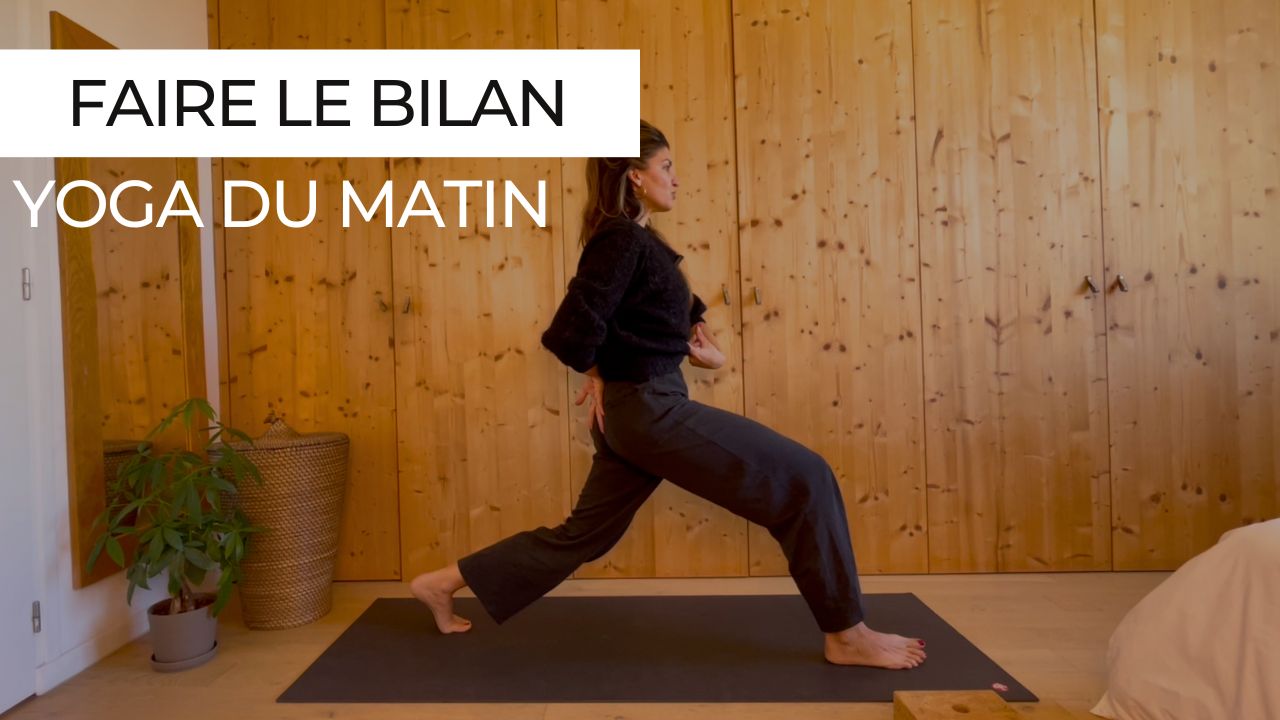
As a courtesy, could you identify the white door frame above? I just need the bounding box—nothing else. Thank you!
[1,3,43,711]
[0,152,41,713]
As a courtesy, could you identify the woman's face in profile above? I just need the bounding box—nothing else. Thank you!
[634,146,679,213]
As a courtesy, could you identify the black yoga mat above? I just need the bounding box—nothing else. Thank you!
[278,593,1036,704]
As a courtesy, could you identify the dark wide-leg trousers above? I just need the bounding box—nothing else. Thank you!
[456,369,866,633]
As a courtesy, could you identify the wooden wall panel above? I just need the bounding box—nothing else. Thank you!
[913,0,1112,572]
[203,0,1275,579]
[387,0,572,577]
[557,0,747,578]
[1098,0,1280,569]
[219,0,401,580]
[733,0,929,574]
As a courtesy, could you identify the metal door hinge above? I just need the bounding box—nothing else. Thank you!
[22,268,32,301]
[32,601,41,633]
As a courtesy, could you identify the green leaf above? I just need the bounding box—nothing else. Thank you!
[112,499,143,527]
[211,581,233,617]
[105,537,125,567]
[149,461,165,493]
[171,482,189,514]
[244,461,263,485]
[145,406,177,440]
[185,484,203,521]
[184,547,214,570]
[223,427,253,444]
[148,531,165,565]
[87,533,108,572]
[192,398,214,420]
[204,489,223,513]
[127,564,149,601]
[162,527,184,551]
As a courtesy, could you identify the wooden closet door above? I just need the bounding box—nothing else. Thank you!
[913,0,1112,572]
[387,0,573,578]
[558,0,748,577]
[733,0,929,574]
[1097,0,1280,569]
[218,0,401,580]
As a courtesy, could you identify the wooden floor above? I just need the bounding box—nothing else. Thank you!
[6,573,1166,720]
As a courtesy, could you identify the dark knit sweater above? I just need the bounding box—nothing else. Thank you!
[540,217,707,382]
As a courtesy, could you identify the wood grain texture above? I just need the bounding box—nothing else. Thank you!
[1097,0,1280,569]
[732,0,929,574]
[913,0,1112,572]
[197,0,1277,581]
[219,0,401,580]
[55,155,114,589]
[206,0,219,49]
[211,154,232,420]
[386,0,572,578]
[209,2,229,421]
[893,690,1018,720]
[49,10,111,50]
[557,0,748,578]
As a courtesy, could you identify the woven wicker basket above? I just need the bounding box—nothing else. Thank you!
[103,439,146,485]
[217,418,349,630]
[103,439,148,522]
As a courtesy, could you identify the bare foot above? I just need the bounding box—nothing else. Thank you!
[824,622,926,669]
[408,564,472,634]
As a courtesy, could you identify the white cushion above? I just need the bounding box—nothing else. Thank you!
[1092,519,1280,719]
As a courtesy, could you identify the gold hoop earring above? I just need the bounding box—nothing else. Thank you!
[635,184,647,199]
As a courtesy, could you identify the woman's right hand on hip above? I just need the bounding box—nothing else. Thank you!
[575,372,606,432]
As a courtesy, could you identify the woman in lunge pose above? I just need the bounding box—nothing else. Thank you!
[410,120,926,670]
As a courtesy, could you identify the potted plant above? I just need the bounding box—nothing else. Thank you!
[88,398,262,672]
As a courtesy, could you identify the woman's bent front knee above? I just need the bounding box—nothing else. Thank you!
[792,449,837,499]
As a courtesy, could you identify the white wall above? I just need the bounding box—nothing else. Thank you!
[3,0,219,693]
[0,13,40,713]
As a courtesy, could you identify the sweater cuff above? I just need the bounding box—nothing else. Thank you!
[690,293,708,326]
[540,328,596,374]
